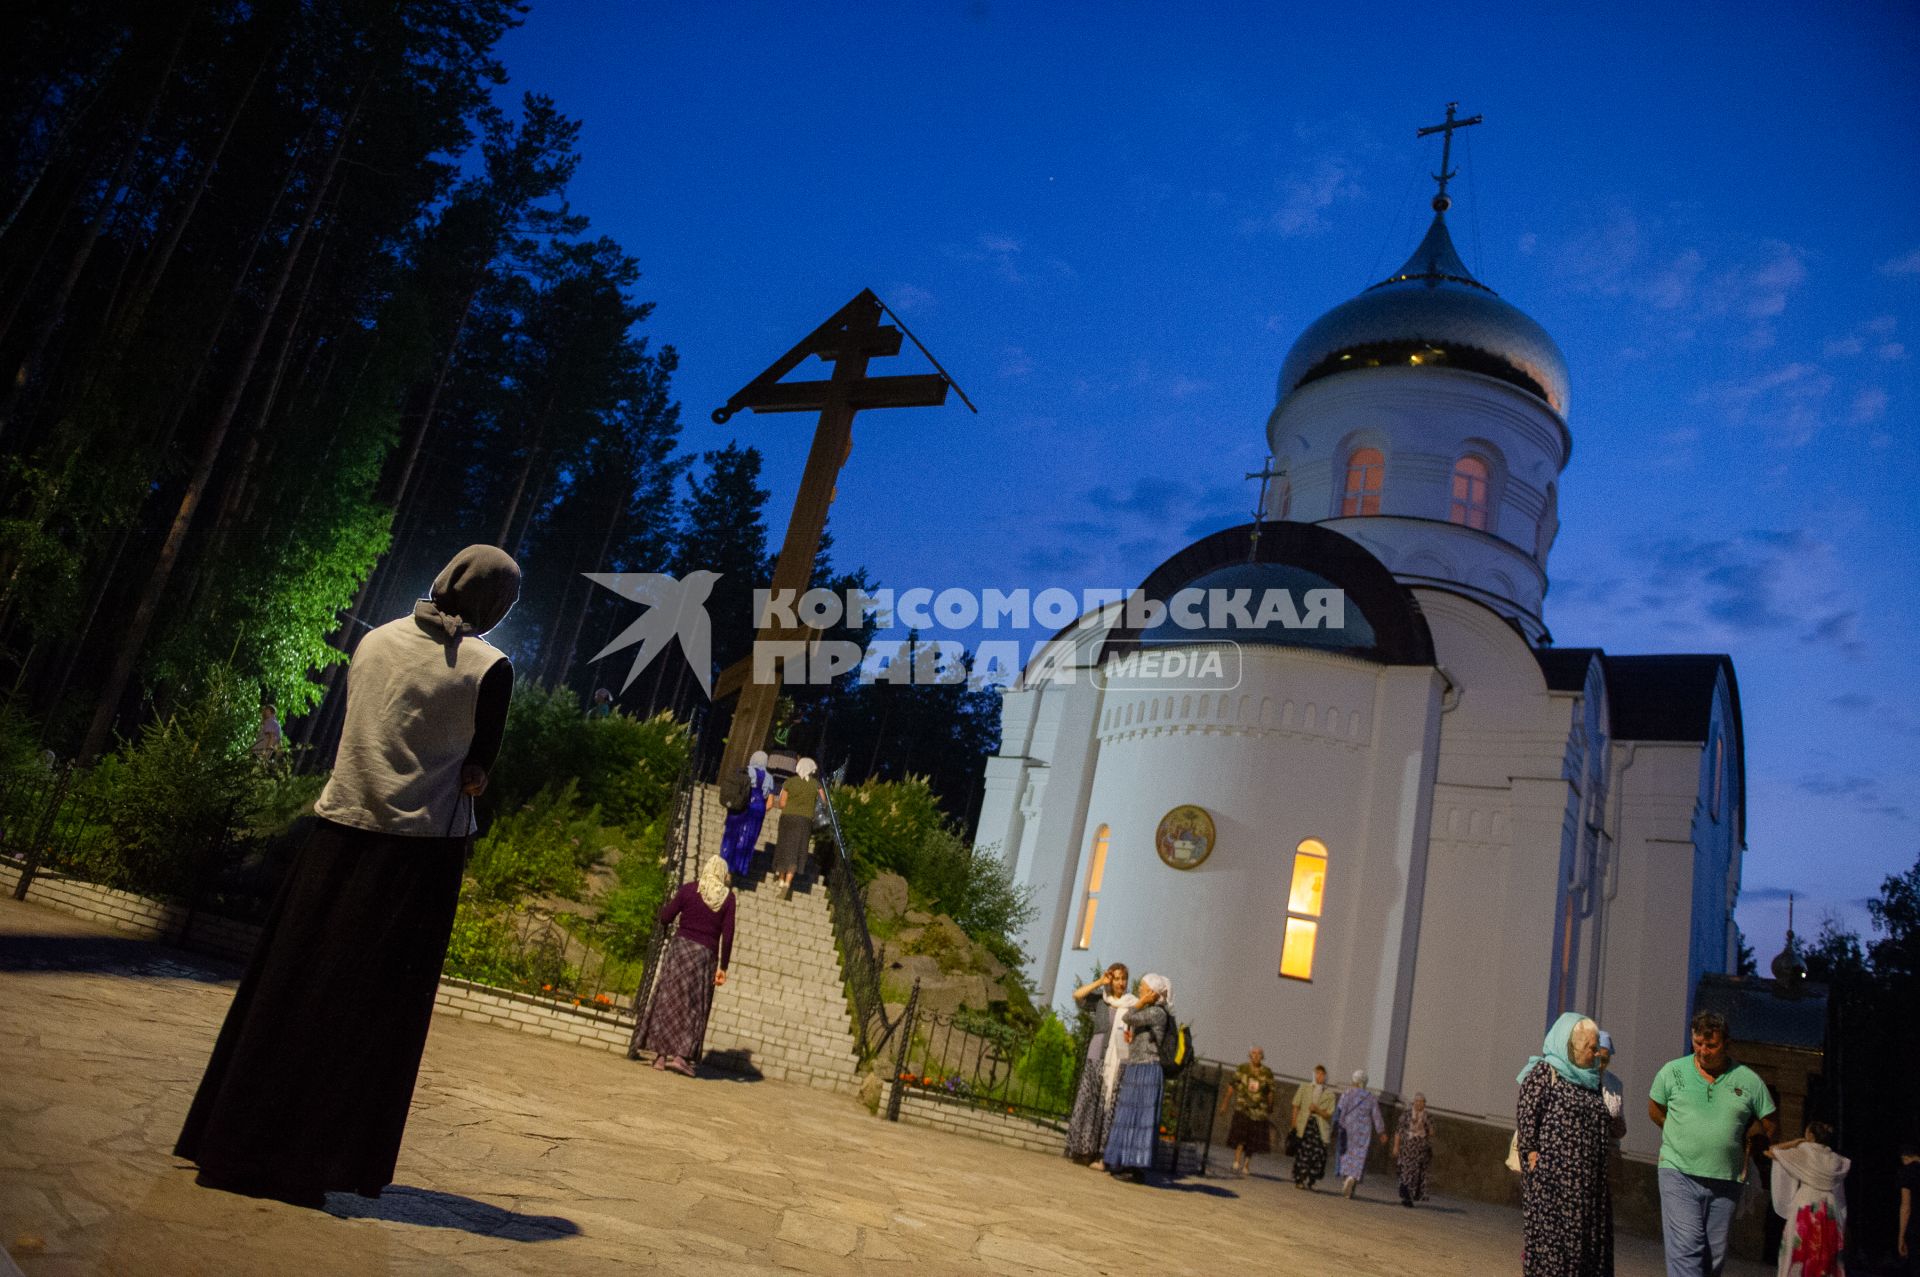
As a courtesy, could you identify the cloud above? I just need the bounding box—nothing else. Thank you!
[1796,772,1908,820]
[953,233,1027,284]
[1828,692,1872,712]
[1849,388,1889,424]
[1876,342,1906,361]
[1545,210,1810,338]
[997,346,1035,379]
[1701,362,1834,446]
[1878,248,1920,276]
[1823,335,1865,358]
[1552,528,1867,656]
[1015,476,1247,586]
[1250,156,1363,238]
[1741,886,1798,901]
[885,283,935,315]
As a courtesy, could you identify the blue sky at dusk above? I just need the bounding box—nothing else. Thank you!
[496,3,1920,953]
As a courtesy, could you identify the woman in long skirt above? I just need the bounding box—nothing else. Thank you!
[718,751,771,879]
[1063,963,1134,1165]
[771,757,819,899]
[1395,1092,1435,1206]
[1334,1070,1386,1199]
[1517,1011,1613,1277]
[1765,1123,1850,1277]
[633,855,736,1075]
[1102,973,1172,1183]
[1290,1065,1336,1189]
[174,546,521,1207]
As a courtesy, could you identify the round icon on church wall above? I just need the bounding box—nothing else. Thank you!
[1154,805,1216,870]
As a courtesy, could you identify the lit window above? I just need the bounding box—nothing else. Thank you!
[1073,825,1111,950]
[1341,449,1383,516]
[1449,455,1490,530]
[1279,838,1328,980]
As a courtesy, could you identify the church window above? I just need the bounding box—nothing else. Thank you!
[1280,838,1328,980]
[1073,825,1111,950]
[1342,448,1384,516]
[1449,455,1490,530]
[1278,477,1292,519]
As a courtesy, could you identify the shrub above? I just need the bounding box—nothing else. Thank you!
[1010,1012,1078,1111]
[466,780,621,904]
[443,881,571,990]
[596,815,672,963]
[487,684,687,831]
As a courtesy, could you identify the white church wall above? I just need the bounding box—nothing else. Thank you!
[1398,592,1587,1121]
[1595,740,1710,1163]
[1014,675,1106,998]
[1046,645,1442,1093]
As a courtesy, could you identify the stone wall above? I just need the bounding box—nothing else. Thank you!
[432,978,635,1054]
[0,861,261,961]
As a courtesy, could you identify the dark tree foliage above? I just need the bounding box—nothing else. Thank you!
[0,1,996,835]
[1801,854,1920,1263]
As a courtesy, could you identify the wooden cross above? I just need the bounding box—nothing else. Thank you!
[709,289,953,779]
[1416,101,1482,212]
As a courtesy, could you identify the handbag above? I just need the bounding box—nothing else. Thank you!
[1505,1130,1522,1172]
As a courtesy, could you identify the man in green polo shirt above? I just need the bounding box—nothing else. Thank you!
[1648,1009,1778,1277]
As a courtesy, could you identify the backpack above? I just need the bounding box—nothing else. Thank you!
[1157,1012,1193,1077]
[718,769,753,814]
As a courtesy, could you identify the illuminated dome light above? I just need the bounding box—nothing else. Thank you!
[1276,212,1570,416]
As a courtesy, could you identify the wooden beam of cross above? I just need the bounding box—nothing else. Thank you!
[709,289,953,780]
[1416,101,1482,213]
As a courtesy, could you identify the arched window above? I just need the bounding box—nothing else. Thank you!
[1341,448,1384,516]
[1279,838,1328,980]
[1073,825,1111,950]
[1449,455,1490,530]
[1278,476,1293,519]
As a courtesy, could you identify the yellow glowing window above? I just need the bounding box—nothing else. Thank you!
[1449,455,1490,530]
[1279,838,1329,981]
[1280,918,1319,980]
[1342,448,1384,517]
[1073,826,1111,950]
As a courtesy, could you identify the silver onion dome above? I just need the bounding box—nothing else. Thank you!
[1276,213,1570,416]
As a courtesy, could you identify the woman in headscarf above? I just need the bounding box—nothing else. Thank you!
[175,546,521,1208]
[1221,1047,1278,1177]
[1101,973,1172,1183]
[1765,1122,1849,1277]
[633,854,736,1076]
[1516,1011,1613,1277]
[771,757,819,899]
[1394,1092,1435,1206]
[718,749,772,880]
[1334,1069,1387,1199]
[1063,962,1134,1166]
[1290,1064,1337,1190]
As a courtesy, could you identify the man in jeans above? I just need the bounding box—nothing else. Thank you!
[1648,1009,1778,1276]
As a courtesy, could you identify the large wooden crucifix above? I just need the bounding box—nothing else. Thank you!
[709,289,954,779]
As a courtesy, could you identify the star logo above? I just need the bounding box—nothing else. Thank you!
[583,571,721,696]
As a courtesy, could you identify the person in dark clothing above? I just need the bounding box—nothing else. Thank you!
[174,546,520,1209]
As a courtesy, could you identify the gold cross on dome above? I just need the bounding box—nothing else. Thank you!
[1416,101,1482,212]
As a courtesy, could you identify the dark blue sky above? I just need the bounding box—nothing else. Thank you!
[498,2,1920,953]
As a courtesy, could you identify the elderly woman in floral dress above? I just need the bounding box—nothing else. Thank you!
[1221,1047,1278,1177]
[1517,1012,1613,1277]
[1394,1092,1436,1206]
[1334,1069,1388,1199]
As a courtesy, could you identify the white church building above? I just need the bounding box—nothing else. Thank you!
[973,177,1745,1166]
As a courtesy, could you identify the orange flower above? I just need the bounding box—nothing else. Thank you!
[541,984,552,992]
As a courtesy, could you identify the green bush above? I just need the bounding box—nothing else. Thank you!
[76,666,259,898]
[1010,1012,1078,1111]
[487,684,687,829]
[443,881,571,990]
[596,815,672,963]
[466,780,622,904]
[832,776,1033,964]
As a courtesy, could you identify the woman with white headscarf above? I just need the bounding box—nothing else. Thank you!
[1765,1122,1849,1277]
[1101,973,1173,1183]
[771,757,819,899]
[176,546,521,1208]
[1334,1069,1388,1198]
[633,854,736,1076]
[719,749,773,880]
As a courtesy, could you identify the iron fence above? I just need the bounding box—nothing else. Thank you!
[884,977,1082,1125]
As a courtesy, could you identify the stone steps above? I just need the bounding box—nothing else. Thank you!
[659,784,863,1093]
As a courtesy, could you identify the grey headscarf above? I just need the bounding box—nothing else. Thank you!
[414,545,521,640]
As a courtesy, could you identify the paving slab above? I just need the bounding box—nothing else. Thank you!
[0,897,1770,1275]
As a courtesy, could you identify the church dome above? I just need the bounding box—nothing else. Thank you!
[1277,213,1570,415]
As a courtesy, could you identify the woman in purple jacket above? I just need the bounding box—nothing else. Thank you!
[632,854,735,1075]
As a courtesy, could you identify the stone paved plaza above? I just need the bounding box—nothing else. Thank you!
[0,898,1770,1276]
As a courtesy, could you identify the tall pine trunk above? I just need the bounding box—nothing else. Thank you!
[81,85,368,760]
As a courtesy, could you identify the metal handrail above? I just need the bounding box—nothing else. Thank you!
[816,772,897,1065]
